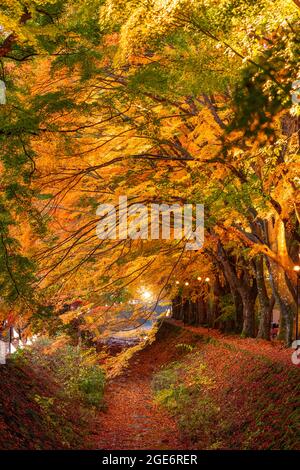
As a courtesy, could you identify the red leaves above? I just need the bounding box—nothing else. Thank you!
[90,321,300,450]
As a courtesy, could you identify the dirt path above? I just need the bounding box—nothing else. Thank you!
[90,350,187,450]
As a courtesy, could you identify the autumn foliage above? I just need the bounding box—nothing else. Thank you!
[0,0,299,452]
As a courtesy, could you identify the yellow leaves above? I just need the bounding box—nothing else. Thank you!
[210,165,228,180]
[0,2,54,47]
[0,13,20,36]
[0,1,25,26]
[41,335,70,355]
[104,32,119,46]
[2,0,295,334]
[103,0,195,63]
[59,311,80,325]
[169,168,188,182]
[186,108,223,161]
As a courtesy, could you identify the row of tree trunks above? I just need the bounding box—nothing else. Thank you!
[172,285,263,339]
[172,296,207,326]
[171,253,276,340]
[172,220,297,344]
[171,283,238,334]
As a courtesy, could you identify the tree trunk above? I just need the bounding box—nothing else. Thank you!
[256,255,275,340]
[233,291,243,333]
[292,0,300,9]
[268,259,294,346]
[265,218,296,346]
[197,296,207,325]
[240,288,257,337]
[217,241,257,337]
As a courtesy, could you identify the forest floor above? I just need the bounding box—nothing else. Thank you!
[169,320,295,366]
[0,321,299,450]
[89,320,300,450]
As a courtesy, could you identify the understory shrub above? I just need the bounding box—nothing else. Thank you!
[152,359,219,444]
[12,337,106,409]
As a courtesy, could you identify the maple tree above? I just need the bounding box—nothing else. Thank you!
[0,0,299,347]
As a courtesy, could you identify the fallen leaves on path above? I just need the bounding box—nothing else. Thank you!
[90,354,187,450]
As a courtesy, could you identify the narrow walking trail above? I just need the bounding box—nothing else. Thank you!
[90,339,187,450]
